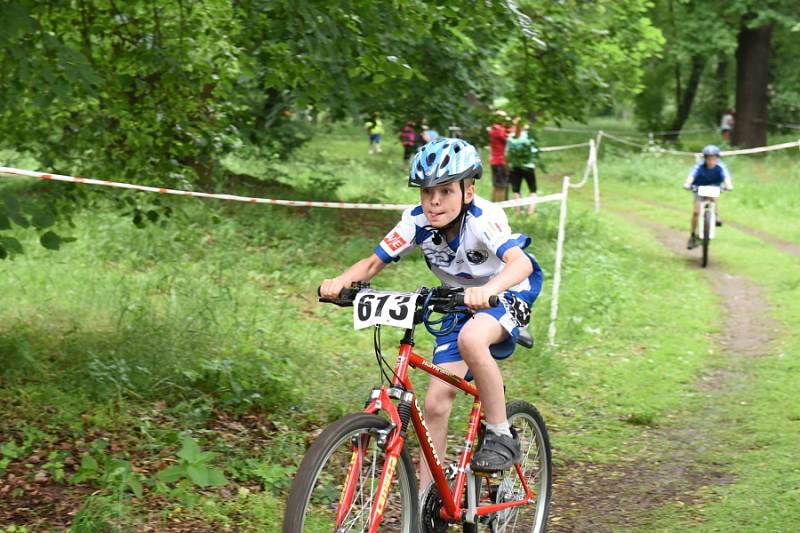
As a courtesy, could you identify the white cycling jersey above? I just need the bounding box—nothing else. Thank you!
[374,195,541,298]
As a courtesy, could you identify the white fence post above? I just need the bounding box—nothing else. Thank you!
[592,141,600,213]
[547,176,570,347]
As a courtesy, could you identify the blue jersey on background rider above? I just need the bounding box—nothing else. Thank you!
[683,144,733,249]
[320,138,543,490]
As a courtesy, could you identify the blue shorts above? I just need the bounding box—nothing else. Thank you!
[369,134,381,144]
[432,291,534,367]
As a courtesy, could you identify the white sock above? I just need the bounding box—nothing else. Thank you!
[486,421,512,438]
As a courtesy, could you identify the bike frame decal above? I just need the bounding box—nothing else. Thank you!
[373,455,397,517]
[367,436,406,532]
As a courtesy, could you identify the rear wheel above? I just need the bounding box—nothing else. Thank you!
[283,413,418,532]
[702,209,711,268]
[463,400,552,532]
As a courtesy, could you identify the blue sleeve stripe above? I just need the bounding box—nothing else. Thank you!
[467,202,483,217]
[374,246,395,264]
[415,225,433,245]
[496,235,531,259]
[411,205,424,216]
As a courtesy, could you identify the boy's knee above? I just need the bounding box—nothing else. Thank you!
[457,325,491,358]
[424,388,455,420]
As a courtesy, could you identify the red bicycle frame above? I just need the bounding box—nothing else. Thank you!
[336,335,535,532]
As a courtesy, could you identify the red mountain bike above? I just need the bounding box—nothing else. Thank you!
[283,285,552,532]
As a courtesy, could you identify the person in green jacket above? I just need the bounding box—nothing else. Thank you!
[365,112,384,154]
[505,117,539,215]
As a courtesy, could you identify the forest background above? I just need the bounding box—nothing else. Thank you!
[1,0,799,531]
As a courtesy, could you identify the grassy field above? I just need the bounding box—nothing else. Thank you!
[1,123,798,531]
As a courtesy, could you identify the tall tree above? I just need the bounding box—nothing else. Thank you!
[634,0,736,137]
[731,22,774,147]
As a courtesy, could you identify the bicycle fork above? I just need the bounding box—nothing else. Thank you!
[698,201,716,240]
[335,387,413,533]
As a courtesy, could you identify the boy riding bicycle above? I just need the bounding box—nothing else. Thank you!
[684,144,733,249]
[320,138,543,491]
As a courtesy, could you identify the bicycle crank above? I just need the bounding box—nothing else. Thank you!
[420,483,449,533]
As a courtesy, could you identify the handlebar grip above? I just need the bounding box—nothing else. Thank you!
[453,294,501,307]
[317,286,360,305]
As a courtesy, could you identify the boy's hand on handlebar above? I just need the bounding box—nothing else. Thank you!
[463,287,498,310]
[320,278,348,300]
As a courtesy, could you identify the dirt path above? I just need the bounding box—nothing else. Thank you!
[636,197,800,257]
[547,209,776,532]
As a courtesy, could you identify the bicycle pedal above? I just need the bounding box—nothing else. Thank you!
[472,470,501,479]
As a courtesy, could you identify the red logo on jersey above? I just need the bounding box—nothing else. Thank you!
[384,231,407,251]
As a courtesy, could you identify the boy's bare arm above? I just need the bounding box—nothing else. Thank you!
[464,247,533,309]
[320,254,388,299]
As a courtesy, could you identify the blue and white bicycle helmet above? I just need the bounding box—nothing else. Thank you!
[409,138,482,188]
[702,144,721,157]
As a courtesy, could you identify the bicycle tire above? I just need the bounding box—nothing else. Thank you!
[283,413,418,532]
[702,209,711,268]
[463,400,552,533]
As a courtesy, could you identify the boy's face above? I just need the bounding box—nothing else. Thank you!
[420,181,474,228]
[704,155,719,168]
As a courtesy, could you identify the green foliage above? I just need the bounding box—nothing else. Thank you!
[0,0,242,184]
[0,188,76,259]
[70,494,133,533]
[155,435,227,507]
[634,0,800,133]
[502,0,665,123]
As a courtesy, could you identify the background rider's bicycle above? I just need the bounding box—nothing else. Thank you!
[688,184,725,268]
[283,285,552,532]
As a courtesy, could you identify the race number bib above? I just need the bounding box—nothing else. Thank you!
[353,290,417,330]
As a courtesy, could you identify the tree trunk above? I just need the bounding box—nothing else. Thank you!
[713,58,730,122]
[666,55,706,140]
[732,23,773,147]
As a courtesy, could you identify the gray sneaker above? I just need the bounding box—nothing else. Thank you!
[687,235,699,250]
[470,428,522,473]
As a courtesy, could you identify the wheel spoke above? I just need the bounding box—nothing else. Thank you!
[284,414,417,533]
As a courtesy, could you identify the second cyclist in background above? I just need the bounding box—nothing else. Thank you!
[684,144,733,249]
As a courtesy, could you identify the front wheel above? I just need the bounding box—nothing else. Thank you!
[283,413,418,532]
[702,209,711,268]
[464,400,552,532]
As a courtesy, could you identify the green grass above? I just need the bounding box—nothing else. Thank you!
[588,142,800,531]
[1,121,798,530]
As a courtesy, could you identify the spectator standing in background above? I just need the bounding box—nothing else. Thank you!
[365,112,384,155]
[400,121,417,166]
[506,117,539,215]
[487,111,511,202]
[720,109,735,143]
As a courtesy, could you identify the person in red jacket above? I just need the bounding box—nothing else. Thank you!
[487,111,511,202]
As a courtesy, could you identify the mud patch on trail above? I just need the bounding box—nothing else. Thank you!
[546,210,776,532]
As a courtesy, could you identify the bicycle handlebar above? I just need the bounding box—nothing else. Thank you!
[685,185,732,192]
[317,285,500,310]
